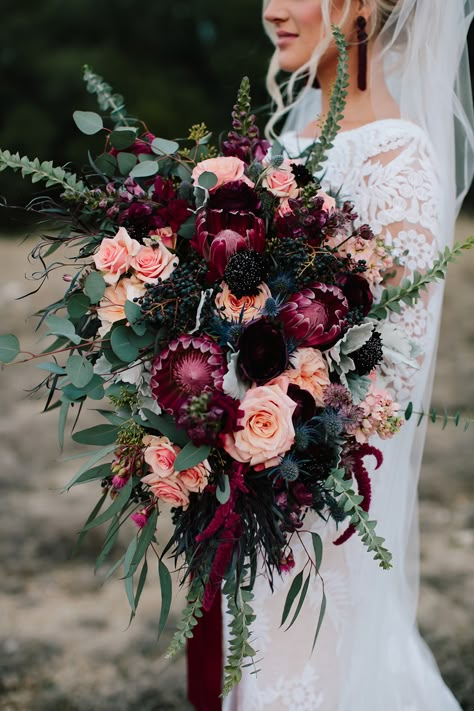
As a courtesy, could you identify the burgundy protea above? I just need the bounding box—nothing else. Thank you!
[280,283,349,349]
[238,319,289,385]
[192,208,266,279]
[150,335,227,415]
[336,273,373,316]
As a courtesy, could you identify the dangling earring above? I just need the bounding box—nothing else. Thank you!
[356,16,368,91]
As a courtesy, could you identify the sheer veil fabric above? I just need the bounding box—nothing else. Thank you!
[223,2,474,709]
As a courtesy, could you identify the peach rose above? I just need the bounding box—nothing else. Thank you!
[131,243,178,284]
[93,227,141,285]
[286,347,330,407]
[149,226,177,250]
[215,282,272,323]
[191,156,253,191]
[141,435,181,479]
[178,460,211,493]
[317,190,336,212]
[96,276,146,336]
[149,476,190,509]
[222,378,296,470]
[262,160,299,199]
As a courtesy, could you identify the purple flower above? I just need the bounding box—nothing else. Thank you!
[192,209,266,279]
[287,384,317,422]
[280,283,349,349]
[337,274,373,316]
[150,335,226,415]
[176,391,243,445]
[238,319,289,385]
[207,181,261,213]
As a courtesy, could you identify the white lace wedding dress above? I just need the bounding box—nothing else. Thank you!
[223,119,461,711]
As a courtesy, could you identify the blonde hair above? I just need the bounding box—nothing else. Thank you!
[262,0,399,138]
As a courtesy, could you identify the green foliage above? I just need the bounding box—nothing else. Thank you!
[84,272,106,303]
[0,150,90,198]
[65,354,94,388]
[166,578,204,659]
[371,237,474,319]
[82,65,129,126]
[223,583,257,695]
[0,334,20,363]
[405,402,472,431]
[174,442,212,472]
[306,26,349,174]
[73,110,104,135]
[326,468,393,570]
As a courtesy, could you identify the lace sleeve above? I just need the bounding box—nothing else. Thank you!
[352,130,442,404]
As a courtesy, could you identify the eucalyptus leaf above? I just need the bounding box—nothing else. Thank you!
[110,128,137,150]
[73,110,104,135]
[124,538,138,613]
[83,374,106,401]
[0,334,20,363]
[177,215,196,240]
[217,474,231,505]
[67,293,91,320]
[84,272,106,304]
[111,325,140,363]
[285,572,311,631]
[174,442,211,472]
[73,462,112,486]
[66,354,94,388]
[141,409,190,448]
[58,398,70,450]
[280,570,303,627]
[129,160,159,179]
[36,362,66,376]
[197,171,218,190]
[82,476,133,531]
[311,532,323,571]
[124,300,147,336]
[151,137,180,156]
[94,153,117,177]
[45,315,81,345]
[128,508,158,576]
[117,152,138,175]
[64,443,116,490]
[311,590,327,652]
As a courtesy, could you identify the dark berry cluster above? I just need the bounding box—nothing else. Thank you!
[223,249,268,298]
[352,330,384,376]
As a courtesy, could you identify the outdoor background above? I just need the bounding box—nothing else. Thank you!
[0,2,473,710]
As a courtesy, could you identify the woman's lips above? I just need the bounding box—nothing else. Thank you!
[276,32,298,48]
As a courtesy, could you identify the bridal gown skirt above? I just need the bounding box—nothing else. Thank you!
[222,425,462,711]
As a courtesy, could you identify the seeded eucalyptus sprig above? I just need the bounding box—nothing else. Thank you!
[306,25,349,174]
[0,150,91,199]
[83,65,129,126]
[370,237,474,319]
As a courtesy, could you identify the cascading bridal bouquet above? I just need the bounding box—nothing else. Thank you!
[0,30,472,693]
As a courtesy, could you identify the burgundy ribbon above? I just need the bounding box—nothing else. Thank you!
[187,589,223,711]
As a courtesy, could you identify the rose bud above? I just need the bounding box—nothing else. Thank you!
[238,319,289,385]
[280,283,349,349]
[336,273,373,316]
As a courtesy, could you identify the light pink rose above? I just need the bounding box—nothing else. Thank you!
[149,476,190,509]
[317,190,336,211]
[93,227,141,285]
[131,243,178,284]
[222,379,296,470]
[191,157,253,191]
[149,226,178,250]
[141,435,181,479]
[178,460,211,493]
[215,282,272,323]
[262,160,299,199]
[96,277,146,336]
[286,347,330,407]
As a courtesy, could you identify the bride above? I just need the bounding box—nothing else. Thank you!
[219,1,474,710]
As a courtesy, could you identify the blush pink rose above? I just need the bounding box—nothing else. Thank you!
[149,226,178,250]
[191,157,253,191]
[131,243,178,284]
[178,460,211,493]
[215,282,272,323]
[93,227,141,285]
[222,378,296,470]
[97,277,146,336]
[141,435,181,479]
[286,347,330,407]
[149,476,190,509]
[317,190,336,212]
[262,160,299,199]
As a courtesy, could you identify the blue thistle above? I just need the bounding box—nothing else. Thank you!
[293,422,317,452]
[262,296,283,318]
[267,271,296,297]
[308,407,344,444]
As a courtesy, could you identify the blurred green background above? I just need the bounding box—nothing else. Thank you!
[1,0,474,229]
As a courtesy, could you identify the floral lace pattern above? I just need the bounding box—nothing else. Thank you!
[223,120,449,711]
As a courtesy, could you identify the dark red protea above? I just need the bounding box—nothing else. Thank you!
[280,283,349,349]
[150,335,227,415]
[192,208,265,279]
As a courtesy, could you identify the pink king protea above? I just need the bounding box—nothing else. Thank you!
[280,283,349,349]
[150,335,227,415]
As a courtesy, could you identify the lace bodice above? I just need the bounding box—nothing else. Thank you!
[223,120,460,711]
[281,120,442,404]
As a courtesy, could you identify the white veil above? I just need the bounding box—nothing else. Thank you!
[278,2,474,708]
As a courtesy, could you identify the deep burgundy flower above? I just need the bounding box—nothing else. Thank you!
[290,481,313,508]
[336,273,373,316]
[287,384,317,422]
[152,176,177,202]
[150,335,226,415]
[238,319,289,385]
[192,208,266,279]
[207,181,261,213]
[280,283,349,349]
[176,391,243,445]
[222,132,270,164]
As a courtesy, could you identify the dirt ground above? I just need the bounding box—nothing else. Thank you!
[0,218,473,711]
